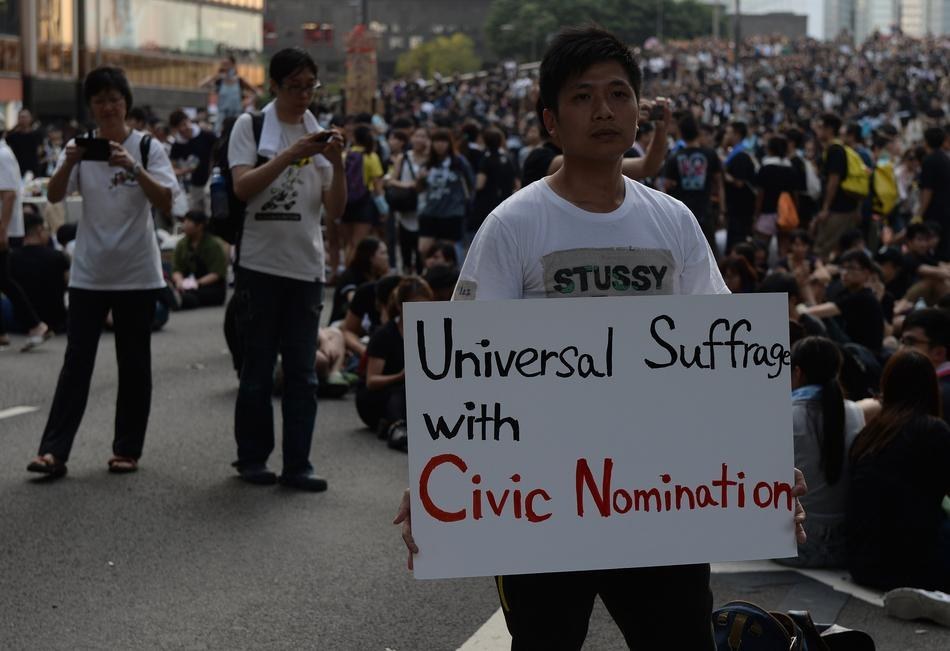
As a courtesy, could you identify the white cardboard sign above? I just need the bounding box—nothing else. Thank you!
[404,295,796,580]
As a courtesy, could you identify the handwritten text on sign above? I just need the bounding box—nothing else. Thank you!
[404,295,796,579]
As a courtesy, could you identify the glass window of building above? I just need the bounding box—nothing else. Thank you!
[38,0,74,76]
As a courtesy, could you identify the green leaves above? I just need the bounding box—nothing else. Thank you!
[395,33,483,78]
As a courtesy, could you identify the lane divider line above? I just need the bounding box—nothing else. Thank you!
[0,406,39,421]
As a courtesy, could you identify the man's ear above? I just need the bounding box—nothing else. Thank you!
[542,107,557,137]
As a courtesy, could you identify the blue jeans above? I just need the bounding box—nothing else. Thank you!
[233,267,323,475]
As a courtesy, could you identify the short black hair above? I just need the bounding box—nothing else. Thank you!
[874,246,903,267]
[422,264,460,291]
[924,127,945,150]
[729,121,748,140]
[539,26,641,118]
[678,114,699,142]
[767,136,788,157]
[906,222,935,240]
[353,125,375,150]
[837,249,873,271]
[183,210,207,224]
[785,127,804,149]
[845,122,863,144]
[128,107,148,123]
[819,112,842,134]
[838,228,864,252]
[269,47,318,86]
[168,109,189,128]
[636,121,654,139]
[23,213,44,236]
[84,67,133,117]
[758,271,799,298]
[903,308,950,349]
[788,229,812,246]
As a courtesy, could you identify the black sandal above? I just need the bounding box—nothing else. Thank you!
[107,457,138,474]
[27,455,67,478]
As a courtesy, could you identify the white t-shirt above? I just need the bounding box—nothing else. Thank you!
[0,140,23,238]
[57,130,177,290]
[228,112,333,282]
[455,176,729,301]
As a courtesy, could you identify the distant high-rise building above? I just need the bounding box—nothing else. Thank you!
[854,0,898,42]
[824,0,856,39]
[899,0,950,36]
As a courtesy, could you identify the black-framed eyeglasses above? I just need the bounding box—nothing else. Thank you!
[281,81,322,95]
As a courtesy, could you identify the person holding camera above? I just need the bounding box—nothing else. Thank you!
[27,66,178,479]
[228,48,346,491]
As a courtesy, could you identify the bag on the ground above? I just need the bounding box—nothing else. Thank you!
[714,601,805,650]
[871,162,898,217]
[384,156,418,213]
[778,191,800,231]
[209,113,265,245]
[345,150,369,204]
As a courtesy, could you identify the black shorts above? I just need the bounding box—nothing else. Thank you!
[418,215,464,241]
[496,564,714,650]
[341,194,378,225]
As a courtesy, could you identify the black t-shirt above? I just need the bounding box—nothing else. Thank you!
[724,151,756,218]
[833,287,884,353]
[755,163,800,213]
[169,129,217,186]
[366,319,404,376]
[847,416,950,590]
[663,146,722,221]
[348,280,381,334]
[330,269,368,323]
[822,144,859,213]
[475,151,518,222]
[920,151,950,225]
[6,129,42,176]
[521,142,561,186]
[903,252,938,285]
[9,244,69,332]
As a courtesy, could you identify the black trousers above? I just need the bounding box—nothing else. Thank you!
[38,288,157,463]
[0,247,40,334]
[497,564,715,650]
[355,382,406,431]
[179,282,226,310]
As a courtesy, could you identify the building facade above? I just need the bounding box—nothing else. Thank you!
[854,0,898,42]
[4,0,265,123]
[900,0,950,36]
[262,0,493,80]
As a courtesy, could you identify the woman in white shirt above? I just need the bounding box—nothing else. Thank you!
[27,66,178,479]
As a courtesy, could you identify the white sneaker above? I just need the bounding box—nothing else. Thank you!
[884,587,950,627]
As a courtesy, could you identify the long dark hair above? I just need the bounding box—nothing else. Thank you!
[792,337,846,485]
[851,350,942,461]
[347,237,383,278]
[427,128,457,167]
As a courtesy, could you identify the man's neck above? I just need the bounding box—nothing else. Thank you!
[685,139,701,148]
[99,124,129,143]
[188,232,203,246]
[22,237,41,246]
[274,102,304,125]
[548,156,625,214]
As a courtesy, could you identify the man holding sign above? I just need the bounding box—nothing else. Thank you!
[395,26,807,649]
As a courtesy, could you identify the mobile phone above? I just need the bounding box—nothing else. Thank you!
[312,131,335,142]
[74,137,111,161]
[649,104,666,121]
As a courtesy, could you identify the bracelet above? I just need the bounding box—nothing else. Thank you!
[128,163,142,180]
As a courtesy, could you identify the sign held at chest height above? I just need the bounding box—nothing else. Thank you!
[404,294,796,580]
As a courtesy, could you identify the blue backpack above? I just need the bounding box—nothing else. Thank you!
[714,601,805,650]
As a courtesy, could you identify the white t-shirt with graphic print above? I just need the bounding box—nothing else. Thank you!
[455,175,728,301]
[228,112,333,283]
[56,130,178,291]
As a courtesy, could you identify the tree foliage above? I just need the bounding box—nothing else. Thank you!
[395,33,482,78]
[485,0,717,61]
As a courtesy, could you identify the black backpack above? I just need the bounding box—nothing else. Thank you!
[209,113,265,247]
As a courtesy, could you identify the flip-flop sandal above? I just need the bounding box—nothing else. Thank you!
[27,456,68,478]
[20,329,54,352]
[107,457,138,474]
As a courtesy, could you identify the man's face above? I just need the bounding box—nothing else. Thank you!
[18,110,31,128]
[900,326,946,366]
[839,261,869,290]
[723,126,738,147]
[272,68,318,115]
[182,218,199,238]
[909,234,930,256]
[176,118,192,139]
[544,61,638,162]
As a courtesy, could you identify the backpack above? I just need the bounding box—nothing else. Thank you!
[777,191,800,231]
[714,601,805,650]
[209,113,265,246]
[828,141,870,200]
[871,161,898,217]
[345,150,369,204]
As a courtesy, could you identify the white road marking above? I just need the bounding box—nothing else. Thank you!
[459,560,886,649]
[0,406,39,420]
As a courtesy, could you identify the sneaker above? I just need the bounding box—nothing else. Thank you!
[885,587,950,627]
[278,472,328,492]
[234,463,278,485]
[387,420,408,453]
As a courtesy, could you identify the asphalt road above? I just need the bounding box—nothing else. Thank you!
[1,304,948,650]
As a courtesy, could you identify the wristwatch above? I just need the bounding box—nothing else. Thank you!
[128,162,142,180]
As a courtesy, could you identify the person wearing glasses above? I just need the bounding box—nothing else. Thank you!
[900,308,950,424]
[802,250,886,356]
[228,48,346,491]
[27,66,178,479]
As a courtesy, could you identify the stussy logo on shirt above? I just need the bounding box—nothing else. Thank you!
[541,248,676,297]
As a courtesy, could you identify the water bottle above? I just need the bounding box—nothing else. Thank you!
[209,166,228,221]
